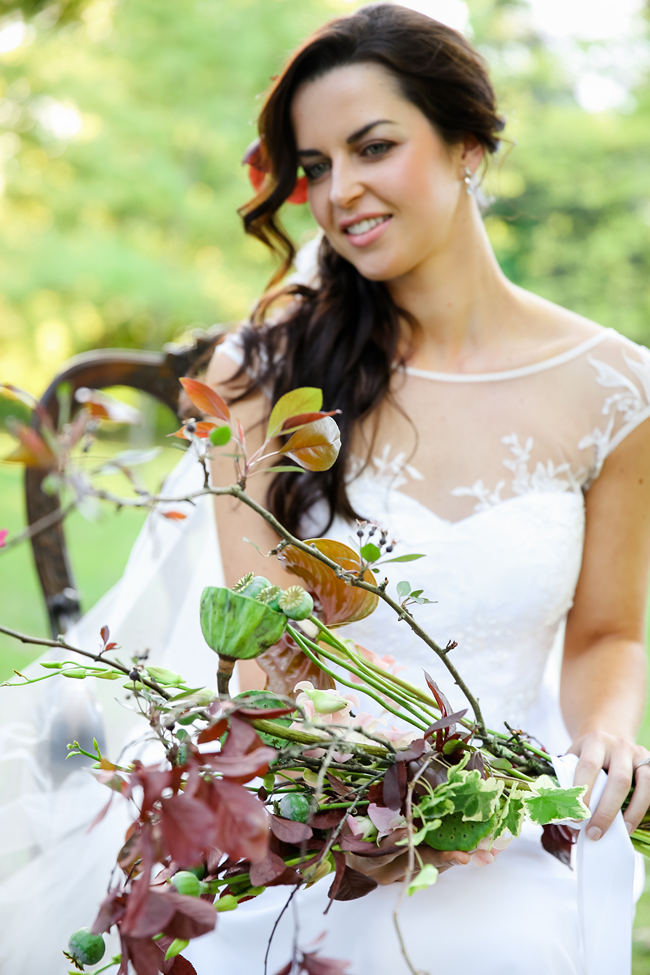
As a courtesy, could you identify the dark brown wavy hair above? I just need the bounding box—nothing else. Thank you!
[234,3,505,536]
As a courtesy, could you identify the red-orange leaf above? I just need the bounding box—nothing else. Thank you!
[170,420,217,440]
[279,538,378,626]
[179,377,230,422]
[266,388,322,440]
[280,417,341,472]
[161,510,187,521]
[3,421,56,469]
[280,410,340,433]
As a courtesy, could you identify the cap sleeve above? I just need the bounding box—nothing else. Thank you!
[579,336,650,481]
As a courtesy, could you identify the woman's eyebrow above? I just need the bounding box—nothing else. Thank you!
[297,119,396,158]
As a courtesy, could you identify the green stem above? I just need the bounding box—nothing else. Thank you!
[287,624,428,732]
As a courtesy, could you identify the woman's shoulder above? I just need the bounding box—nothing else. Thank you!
[511,286,648,366]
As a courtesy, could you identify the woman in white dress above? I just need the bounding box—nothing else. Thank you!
[2,4,649,974]
[187,4,650,972]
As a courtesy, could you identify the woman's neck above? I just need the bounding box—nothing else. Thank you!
[388,207,518,373]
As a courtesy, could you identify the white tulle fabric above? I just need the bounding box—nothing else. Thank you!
[1,326,648,974]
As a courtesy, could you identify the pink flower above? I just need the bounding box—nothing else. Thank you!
[0,529,7,548]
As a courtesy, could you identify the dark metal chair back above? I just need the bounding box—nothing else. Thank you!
[25,330,223,636]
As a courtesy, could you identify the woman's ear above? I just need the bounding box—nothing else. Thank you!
[459,136,485,177]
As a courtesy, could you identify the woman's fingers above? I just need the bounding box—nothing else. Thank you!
[623,756,650,834]
[570,732,650,839]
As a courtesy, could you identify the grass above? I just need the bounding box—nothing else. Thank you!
[1,442,649,964]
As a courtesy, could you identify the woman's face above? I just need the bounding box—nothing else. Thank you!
[290,62,469,288]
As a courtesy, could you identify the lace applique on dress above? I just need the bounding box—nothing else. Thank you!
[578,351,650,481]
[451,434,581,513]
[349,444,424,492]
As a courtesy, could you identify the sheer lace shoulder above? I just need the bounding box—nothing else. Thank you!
[576,331,650,481]
[347,327,650,522]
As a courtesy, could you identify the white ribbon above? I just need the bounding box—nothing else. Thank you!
[552,754,636,975]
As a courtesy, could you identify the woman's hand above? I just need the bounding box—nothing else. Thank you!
[569,730,650,840]
[344,845,496,886]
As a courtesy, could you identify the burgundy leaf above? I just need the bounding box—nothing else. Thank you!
[325,775,355,798]
[382,761,407,811]
[202,715,276,783]
[302,950,352,974]
[100,624,110,645]
[423,710,468,738]
[161,889,217,940]
[273,963,293,975]
[330,865,377,902]
[465,750,487,777]
[91,889,127,934]
[120,932,166,975]
[308,809,347,830]
[210,779,270,862]
[541,823,577,868]
[326,850,347,902]
[160,793,218,868]
[125,889,177,939]
[249,849,301,887]
[196,717,229,744]
[423,670,452,717]
[270,813,313,844]
[394,738,427,762]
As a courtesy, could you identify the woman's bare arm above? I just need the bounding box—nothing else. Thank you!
[562,419,650,837]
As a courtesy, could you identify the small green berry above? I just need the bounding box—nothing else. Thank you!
[67,928,106,966]
[172,870,202,897]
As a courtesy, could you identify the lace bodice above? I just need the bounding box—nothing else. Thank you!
[222,327,650,736]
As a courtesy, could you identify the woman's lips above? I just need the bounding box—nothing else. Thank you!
[341,215,392,247]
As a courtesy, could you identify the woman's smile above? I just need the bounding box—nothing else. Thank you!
[291,62,467,285]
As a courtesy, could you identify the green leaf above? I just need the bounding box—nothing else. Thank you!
[493,787,525,840]
[266,388,322,440]
[407,863,439,895]
[164,938,189,960]
[215,894,239,912]
[360,542,381,563]
[209,424,231,446]
[524,776,589,825]
[39,661,64,669]
[145,665,185,686]
[396,580,411,599]
[379,553,426,564]
[265,464,307,474]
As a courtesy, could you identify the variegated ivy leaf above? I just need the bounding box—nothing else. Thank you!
[524,776,589,825]
[407,864,439,896]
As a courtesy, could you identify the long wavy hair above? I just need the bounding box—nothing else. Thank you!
[234,3,505,536]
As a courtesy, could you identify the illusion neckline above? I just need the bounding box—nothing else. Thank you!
[404,329,611,383]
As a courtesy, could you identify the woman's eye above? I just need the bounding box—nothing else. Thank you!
[362,141,392,158]
[302,160,329,181]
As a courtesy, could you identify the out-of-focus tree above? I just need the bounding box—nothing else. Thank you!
[0,0,649,393]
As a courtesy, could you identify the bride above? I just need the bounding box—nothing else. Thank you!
[2,4,649,973]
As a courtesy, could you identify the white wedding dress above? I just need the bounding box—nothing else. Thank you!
[1,325,647,974]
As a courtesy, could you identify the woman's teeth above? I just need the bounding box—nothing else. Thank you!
[345,216,388,235]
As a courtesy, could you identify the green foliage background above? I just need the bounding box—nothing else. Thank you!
[0,0,649,395]
[1,1,650,965]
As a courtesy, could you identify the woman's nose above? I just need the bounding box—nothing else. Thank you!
[329,159,363,208]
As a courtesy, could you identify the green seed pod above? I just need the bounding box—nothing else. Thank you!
[423,812,494,852]
[172,870,202,897]
[278,585,314,620]
[276,792,313,823]
[67,928,106,966]
[232,573,271,598]
[255,585,282,611]
[200,586,286,660]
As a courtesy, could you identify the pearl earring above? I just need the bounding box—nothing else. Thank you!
[463,167,473,196]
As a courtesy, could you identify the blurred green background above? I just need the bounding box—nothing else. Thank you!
[1,0,650,963]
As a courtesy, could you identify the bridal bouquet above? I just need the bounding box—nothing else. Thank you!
[2,377,648,975]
